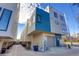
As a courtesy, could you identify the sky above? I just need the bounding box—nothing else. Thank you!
[17,3,79,39]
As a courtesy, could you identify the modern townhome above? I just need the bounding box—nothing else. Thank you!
[21,5,69,52]
[0,3,20,50]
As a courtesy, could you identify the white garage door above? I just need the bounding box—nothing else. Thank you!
[47,36,55,48]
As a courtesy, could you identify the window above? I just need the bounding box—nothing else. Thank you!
[62,22,67,32]
[54,12,58,18]
[60,15,65,22]
[54,12,59,25]
[36,14,41,23]
[55,18,59,25]
[62,23,66,27]
[62,28,67,32]
[0,7,1,11]
[62,26,67,32]
[0,8,12,31]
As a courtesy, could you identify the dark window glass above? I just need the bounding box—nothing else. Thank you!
[54,12,59,25]
[60,15,65,22]
[0,8,12,31]
[54,12,58,18]
[0,7,2,12]
[0,7,2,21]
[62,28,67,32]
[62,25,67,32]
[62,23,66,27]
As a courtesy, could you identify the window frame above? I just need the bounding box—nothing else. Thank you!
[54,12,58,19]
[0,8,12,31]
[60,15,65,22]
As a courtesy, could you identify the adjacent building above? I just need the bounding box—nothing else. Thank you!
[0,3,20,49]
[21,5,69,52]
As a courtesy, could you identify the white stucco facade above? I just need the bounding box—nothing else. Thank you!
[0,3,20,39]
[45,6,68,35]
[21,5,69,52]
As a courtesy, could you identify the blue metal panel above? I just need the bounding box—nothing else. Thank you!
[35,7,51,32]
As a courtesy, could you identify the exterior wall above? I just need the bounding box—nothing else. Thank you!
[21,27,27,41]
[26,7,68,35]
[27,33,56,51]
[31,33,44,51]
[0,3,20,39]
[45,6,68,35]
[21,6,69,51]
[27,9,36,34]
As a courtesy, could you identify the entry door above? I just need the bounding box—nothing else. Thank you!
[56,37,60,47]
[55,34,61,47]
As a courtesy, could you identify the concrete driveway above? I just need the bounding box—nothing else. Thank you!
[0,45,79,56]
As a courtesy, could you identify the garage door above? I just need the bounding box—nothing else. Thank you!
[47,36,55,48]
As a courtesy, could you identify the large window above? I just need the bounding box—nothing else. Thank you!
[54,12,58,18]
[60,15,65,22]
[0,7,2,12]
[62,23,66,27]
[0,8,12,31]
[54,12,59,25]
[62,24,67,32]
[62,28,67,32]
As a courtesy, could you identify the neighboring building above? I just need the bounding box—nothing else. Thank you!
[0,3,20,50]
[71,33,77,38]
[21,6,68,52]
[77,33,79,38]
[71,33,79,38]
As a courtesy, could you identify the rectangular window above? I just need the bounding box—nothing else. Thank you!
[0,7,2,12]
[54,12,58,18]
[62,28,67,32]
[62,23,66,27]
[62,26,67,32]
[60,15,65,22]
[0,8,12,31]
[54,12,59,25]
